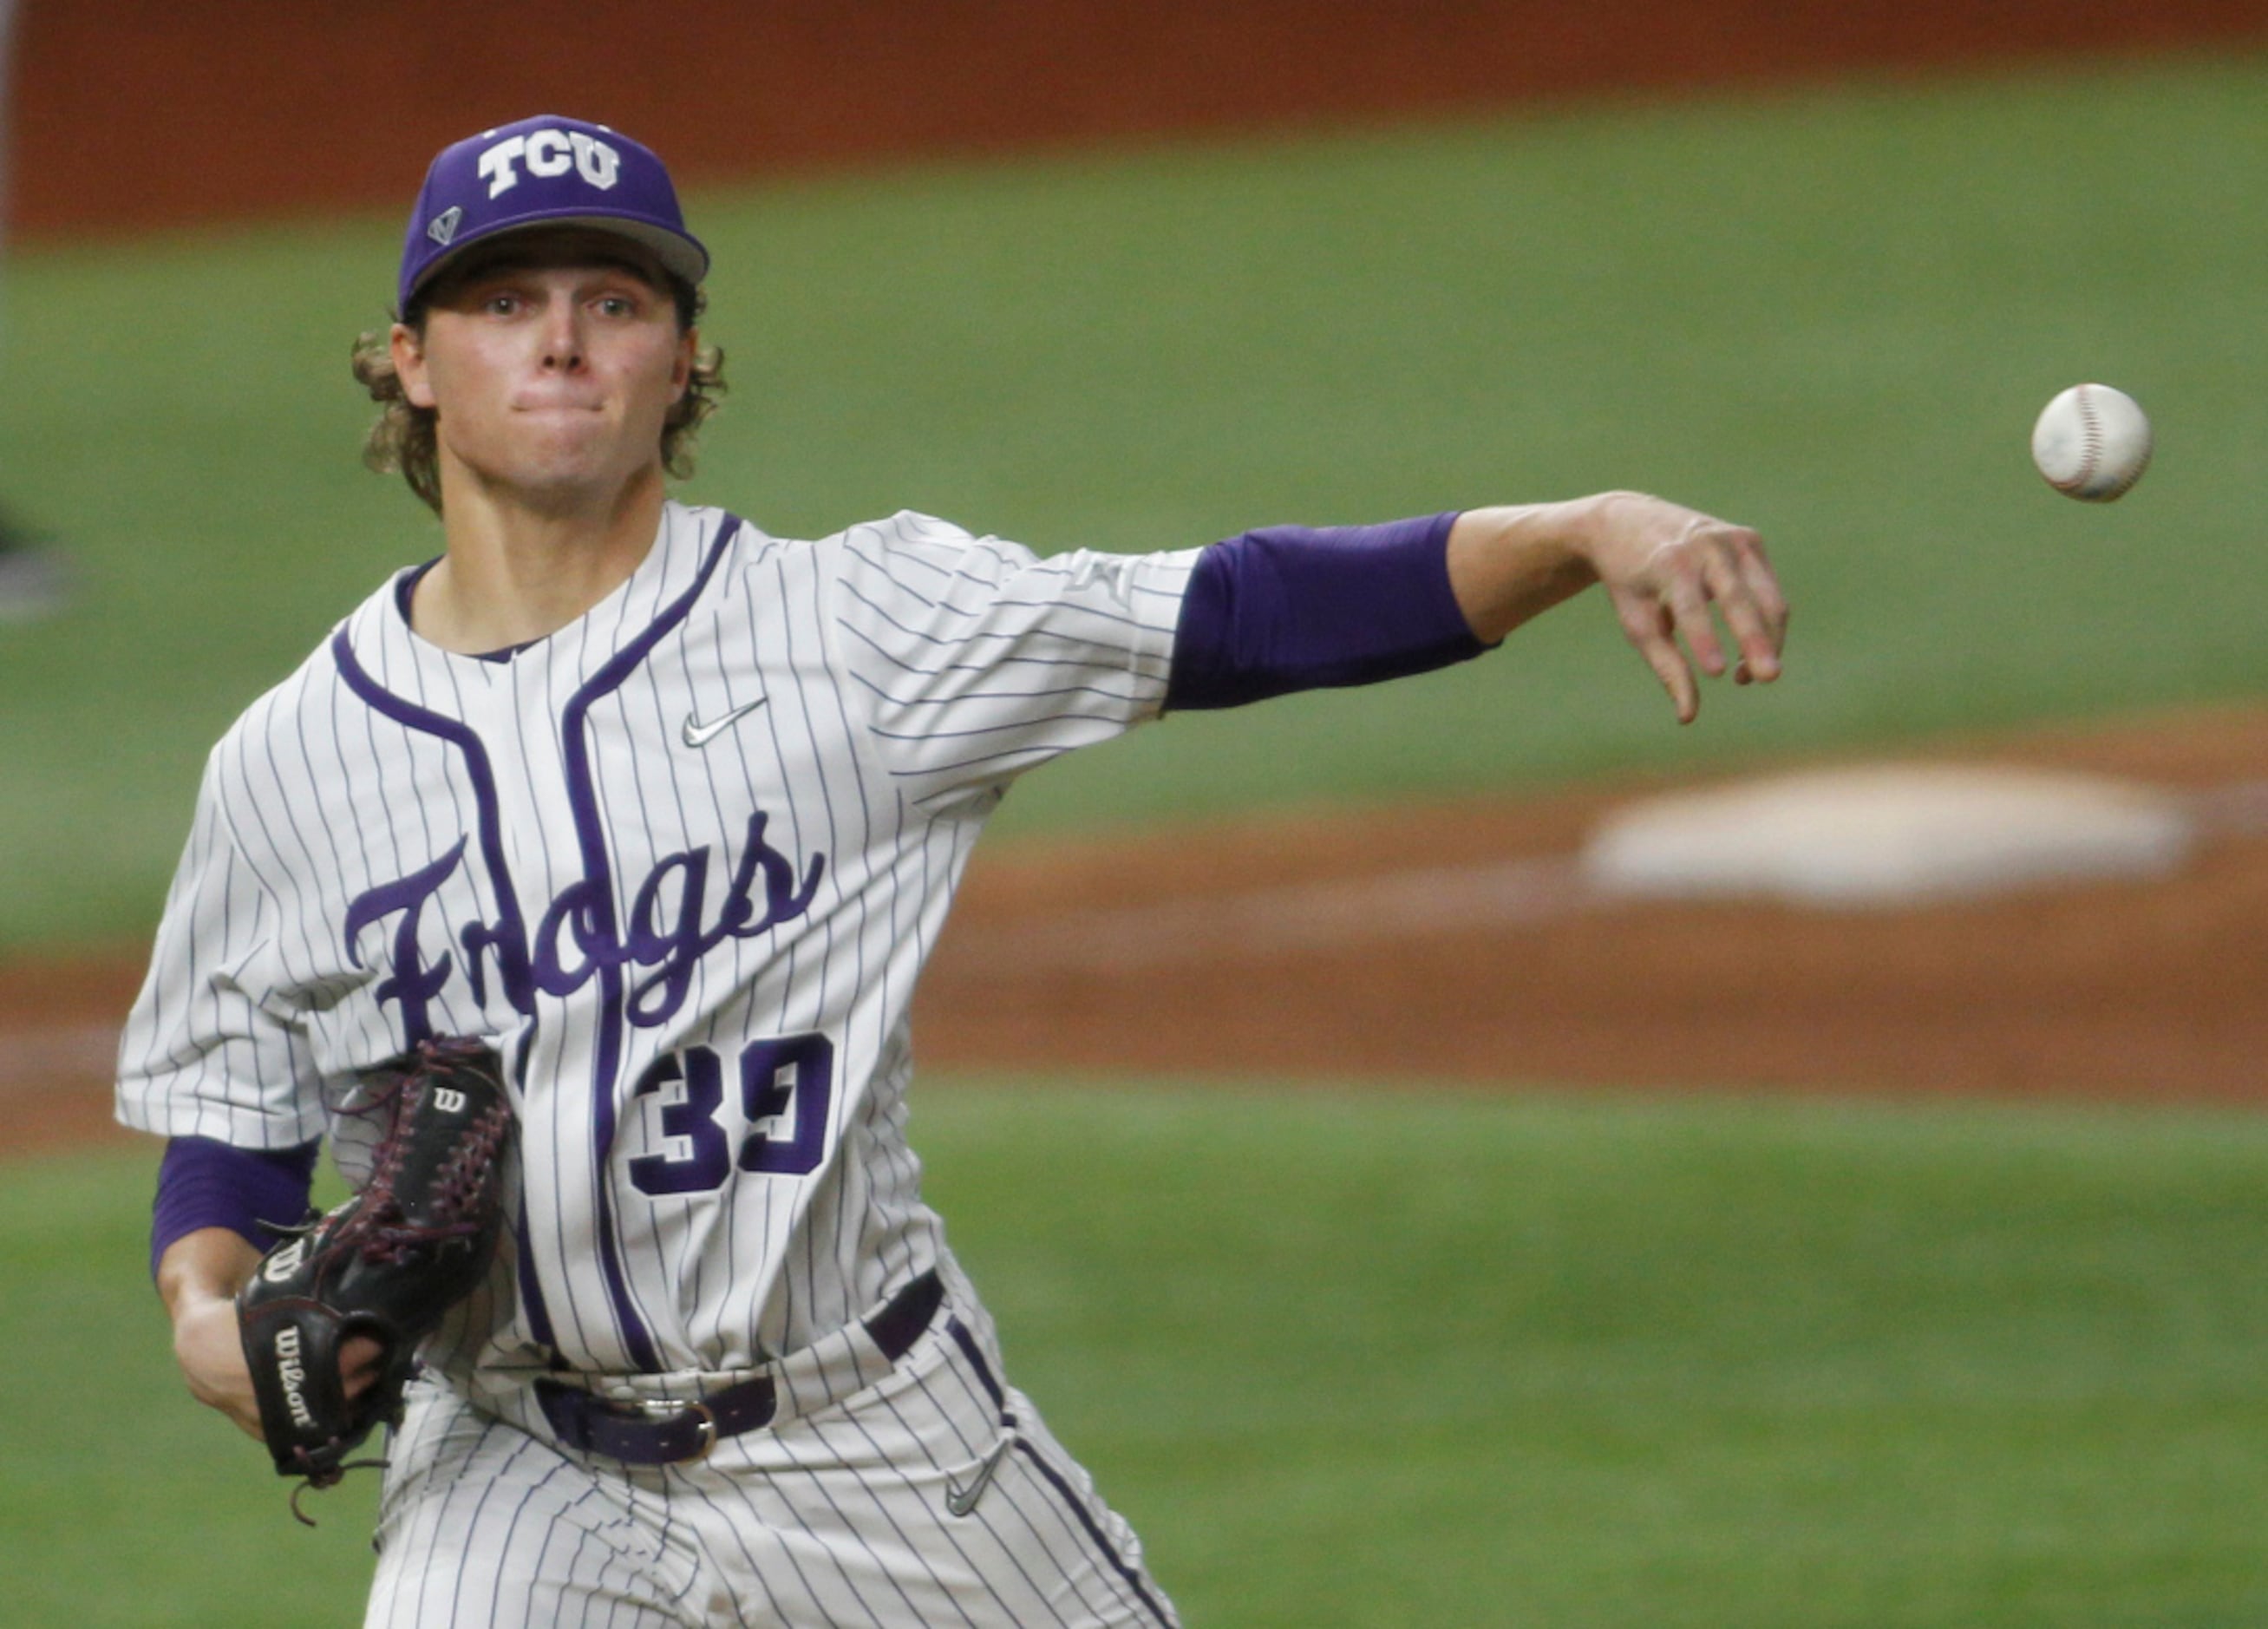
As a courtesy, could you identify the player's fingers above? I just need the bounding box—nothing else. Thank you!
[1644,630,1701,724]
[1615,593,1699,723]
[1696,533,1776,681]
[341,1335,386,1397]
[1729,531,1790,665]
[1661,564,1728,681]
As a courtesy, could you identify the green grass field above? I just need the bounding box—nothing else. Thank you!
[3,54,2267,946]
[11,1083,2267,1628]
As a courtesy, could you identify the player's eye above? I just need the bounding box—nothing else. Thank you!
[481,291,522,317]
[595,295,637,318]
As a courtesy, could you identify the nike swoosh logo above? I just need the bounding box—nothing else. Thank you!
[944,1435,1012,1518]
[681,696,768,749]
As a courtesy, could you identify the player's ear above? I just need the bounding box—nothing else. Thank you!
[390,323,438,411]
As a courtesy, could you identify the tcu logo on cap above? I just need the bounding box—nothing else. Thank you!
[477,128,621,199]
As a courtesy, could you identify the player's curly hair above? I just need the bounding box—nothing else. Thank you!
[350,279,726,516]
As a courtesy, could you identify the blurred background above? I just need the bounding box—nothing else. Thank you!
[3,3,2266,1624]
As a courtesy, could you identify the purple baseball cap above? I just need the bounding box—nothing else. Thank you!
[395,114,709,315]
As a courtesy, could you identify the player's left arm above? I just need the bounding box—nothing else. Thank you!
[150,1138,386,1438]
[1445,493,1788,724]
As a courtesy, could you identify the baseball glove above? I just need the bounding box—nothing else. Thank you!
[238,1037,514,1516]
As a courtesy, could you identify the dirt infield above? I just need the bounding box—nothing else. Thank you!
[914,704,2268,1107]
[17,0,2268,239]
[12,703,2268,1162]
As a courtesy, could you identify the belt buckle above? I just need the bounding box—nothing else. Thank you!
[633,1396,719,1463]
[682,1402,717,1463]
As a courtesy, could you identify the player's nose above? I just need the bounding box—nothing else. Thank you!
[537,300,588,372]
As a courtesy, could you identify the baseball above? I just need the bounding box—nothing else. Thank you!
[2031,383,2152,501]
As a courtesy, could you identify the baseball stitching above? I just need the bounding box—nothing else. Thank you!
[2071,384,2102,493]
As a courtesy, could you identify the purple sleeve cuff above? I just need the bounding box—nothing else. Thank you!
[1163,512,1488,712]
[150,1135,320,1280]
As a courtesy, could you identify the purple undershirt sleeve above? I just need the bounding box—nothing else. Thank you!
[1162,512,1489,712]
[149,1135,321,1280]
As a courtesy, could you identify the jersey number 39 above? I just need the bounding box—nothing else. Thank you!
[626,1034,833,1194]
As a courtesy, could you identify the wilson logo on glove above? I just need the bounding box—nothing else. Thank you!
[272,1326,317,1430]
[262,1236,309,1282]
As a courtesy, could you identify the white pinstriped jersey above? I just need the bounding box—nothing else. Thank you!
[117,501,1201,1384]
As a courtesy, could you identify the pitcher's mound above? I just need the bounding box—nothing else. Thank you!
[1582,764,2194,906]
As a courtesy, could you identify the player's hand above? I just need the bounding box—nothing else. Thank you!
[1578,491,1787,724]
[172,1290,386,1439]
[1446,494,1788,722]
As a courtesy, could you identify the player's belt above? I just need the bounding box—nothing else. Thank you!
[534,1268,945,1465]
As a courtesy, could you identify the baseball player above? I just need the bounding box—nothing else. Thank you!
[119,114,1787,1626]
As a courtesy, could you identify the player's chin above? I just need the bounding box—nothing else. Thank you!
[502,424,643,483]
[507,406,616,450]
